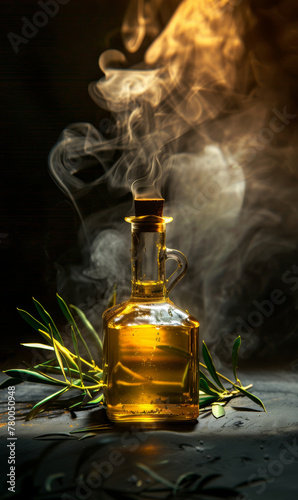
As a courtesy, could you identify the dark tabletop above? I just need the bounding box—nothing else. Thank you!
[0,369,297,500]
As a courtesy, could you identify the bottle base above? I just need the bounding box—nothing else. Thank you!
[106,403,199,423]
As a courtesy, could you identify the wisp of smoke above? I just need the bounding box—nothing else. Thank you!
[49,0,298,364]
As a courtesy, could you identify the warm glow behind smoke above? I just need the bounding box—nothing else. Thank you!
[49,0,298,362]
[86,0,249,199]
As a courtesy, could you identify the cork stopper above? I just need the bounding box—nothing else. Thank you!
[134,198,164,217]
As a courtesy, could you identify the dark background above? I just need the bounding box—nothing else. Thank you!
[1,0,298,369]
[0,0,130,361]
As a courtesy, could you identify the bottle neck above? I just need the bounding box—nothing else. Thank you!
[130,223,167,300]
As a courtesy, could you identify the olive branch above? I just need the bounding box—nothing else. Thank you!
[0,293,265,421]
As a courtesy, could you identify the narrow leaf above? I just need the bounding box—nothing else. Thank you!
[70,326,84,390]
[232,336,241,383]
[60,352,73,384]
[37,331,79,371]
[68,399,86,410]
[54,343,79,371]
[175,472,201,491]
[212,403,226,419]
[21,343,54,351]
[33,358,57,369]
[39,365,99,384]
[34,433,74,440]
[234,385,266,412]
[70,304,103,353]
[200,378,221,397]
[176,472,200,486]
[190,474,222,492]
[199,370,222,393]
[202,341,225,391]
[78,433,99,441]
[4,369,67,386]
[69,423,113,433]
[199,395,219,407]
[26,386,69,421]
[86,392,104,405]
[17,308,49,333]
[37,328,54,345]
[136,463,177,490]
[156,345,191,359]
[50,325,69,385]
[88,369,103,380]
[57,294,93,364]
[32,298,64,345]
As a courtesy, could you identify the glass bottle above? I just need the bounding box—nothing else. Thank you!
[102,200,199,423]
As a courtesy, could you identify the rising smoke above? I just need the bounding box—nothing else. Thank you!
[49,0,298,365]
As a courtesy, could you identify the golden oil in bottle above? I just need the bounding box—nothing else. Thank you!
[102,200,199,423]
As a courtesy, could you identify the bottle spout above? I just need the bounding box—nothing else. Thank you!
[125,198,172,227]
[134,198,164,217]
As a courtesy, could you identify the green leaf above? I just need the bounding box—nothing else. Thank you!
[39,365,100,385]
[37,331,79,371]
[232,336,241,383]
[202,341,225,391]
[175,472,201,490]
[88,369,103,380]
[85,392,104,405]
[70,326,85,390]
[189,473,222,493]
[4,369,67,386]
[21,343,54,351]
[26,386,69,421]
[77,433,99,441]
[57,294,93,365]
[69,423,113,434]
[49,325,69,385]
[32,298,64,345]
[199,370,222,393]
[136,463,177,490]
[234,385,266,412]
[17,308,49,334]
[156,345,191,359]
[68,399,85,410]
[200,378,221,397]
[70,304,103,353]
[34,433,75,440]
[212,403,226,419]
[33,358,57,369]
[199,395,219,407]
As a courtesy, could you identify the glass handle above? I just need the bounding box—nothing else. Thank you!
[165,248,188,294]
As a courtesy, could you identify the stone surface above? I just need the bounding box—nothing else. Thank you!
[0,370,297,499]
